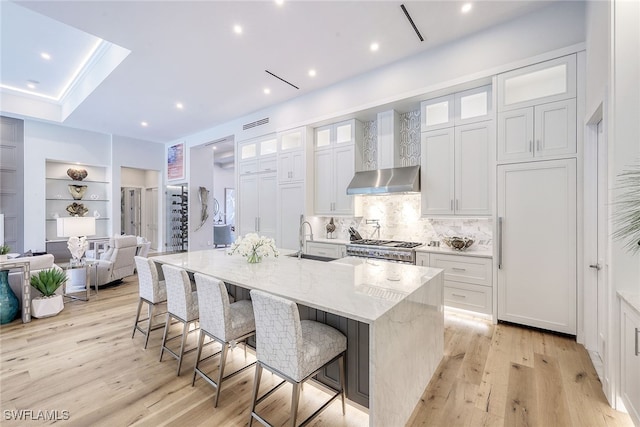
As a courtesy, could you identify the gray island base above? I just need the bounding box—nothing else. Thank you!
[153,249,444,426]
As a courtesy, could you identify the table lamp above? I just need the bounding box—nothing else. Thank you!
[57,217,96,265]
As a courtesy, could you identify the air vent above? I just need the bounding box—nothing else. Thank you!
[243,117,269,130]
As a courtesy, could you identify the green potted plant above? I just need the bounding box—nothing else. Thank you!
[30,268,67,318]
[0,244,10,261]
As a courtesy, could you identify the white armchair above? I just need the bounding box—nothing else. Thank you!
[95,235,138,286]
[8,254,63,306]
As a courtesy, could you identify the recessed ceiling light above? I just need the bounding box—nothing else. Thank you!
[308,69,316,77]
[26,80,39,89]
[461,3,473,13]
[176,102,184,109]
[40,52,51,60]
[264,88,271,95]
[141,121,148,127]
[275,0,284,5]
[233,25,243,34]
[27,83,36,89]
[212,146,217,150]
[370,42,379,52]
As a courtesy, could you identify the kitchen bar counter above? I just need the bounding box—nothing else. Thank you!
[153,250,444,427]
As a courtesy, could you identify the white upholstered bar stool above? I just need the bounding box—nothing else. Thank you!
[160,264,199,376]
[132,256,167,349]
[248,290,347,427]
[192,273,256,407]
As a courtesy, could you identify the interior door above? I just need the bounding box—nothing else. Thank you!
[497,159,577,334]
[595,120,607,361]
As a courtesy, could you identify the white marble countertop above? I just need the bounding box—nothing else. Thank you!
[618,290,640,314]
[153,249,442,324]
[415,244,493,258]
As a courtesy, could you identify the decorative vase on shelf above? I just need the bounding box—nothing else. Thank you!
[68,184,88,200]
[247,250,262,264]
[0,270,19,325]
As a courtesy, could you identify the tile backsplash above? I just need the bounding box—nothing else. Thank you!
[308,194,493,247]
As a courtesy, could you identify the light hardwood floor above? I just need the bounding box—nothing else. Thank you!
[0,276,633,427]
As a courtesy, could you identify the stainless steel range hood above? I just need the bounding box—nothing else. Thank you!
[346,109,421,195]
[346,165,420,195]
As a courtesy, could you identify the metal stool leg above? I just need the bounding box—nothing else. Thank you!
[339,355,346,415]
[214,343,229,407]
[143,303,155,349]
[290,382,301,427]
[192,331,206,386]
[132,298,143,339]
[159,313,171,362]
[249,363,263,427]
[176,320,189,376]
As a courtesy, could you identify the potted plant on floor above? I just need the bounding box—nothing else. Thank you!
[30,268,67,318]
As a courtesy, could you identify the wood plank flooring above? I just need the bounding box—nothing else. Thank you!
[0,276,633,426]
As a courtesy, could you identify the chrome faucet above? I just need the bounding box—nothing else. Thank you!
[366,219,381,239]
[298,214,314,259]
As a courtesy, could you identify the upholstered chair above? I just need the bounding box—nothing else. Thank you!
[132,256,167,349]
[160,264,199,376]
[213,225,234,248]
[95,235,138,286]
[192,273,256,407]
[248,289,347,427]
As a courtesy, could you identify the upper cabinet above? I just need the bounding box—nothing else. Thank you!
[421,85,492,132]
[314,119,363,215]
[277,126,310,183]
[238,134,277,175]
[497,54,577,164]
[497,54,576,111]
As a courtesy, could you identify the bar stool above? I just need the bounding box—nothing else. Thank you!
[132,256,167,349]
[160,264,199,376]
[192,273,256,407]
[248,289,347,427]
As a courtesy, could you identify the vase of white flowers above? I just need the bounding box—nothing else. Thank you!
[228,233,278,263]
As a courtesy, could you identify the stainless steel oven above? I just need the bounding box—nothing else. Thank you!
[345,239,422,264]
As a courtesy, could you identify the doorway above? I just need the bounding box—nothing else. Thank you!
[120,167,161,251]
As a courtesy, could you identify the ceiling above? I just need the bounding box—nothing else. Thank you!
[1,0,555,144]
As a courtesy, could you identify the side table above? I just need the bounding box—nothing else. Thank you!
[0,259,32,323]
[62,260,97,301]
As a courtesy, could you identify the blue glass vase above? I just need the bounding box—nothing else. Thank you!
[0,270,19,324]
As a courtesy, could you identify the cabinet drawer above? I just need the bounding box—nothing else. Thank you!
[305,242,344,259]
[239,160,258,175]
[430,253,492,286]
[444,282,492,314]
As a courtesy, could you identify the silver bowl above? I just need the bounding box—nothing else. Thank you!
[442,236,474,251]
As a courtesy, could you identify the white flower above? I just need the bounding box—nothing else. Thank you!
[228,233,279,259]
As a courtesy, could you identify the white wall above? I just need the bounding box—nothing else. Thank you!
[22,121,164,251]
[188,145,214,250]
[121,167,146,187]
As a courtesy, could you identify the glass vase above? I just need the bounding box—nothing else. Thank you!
[247,250,262,264]
[0,270,19,324]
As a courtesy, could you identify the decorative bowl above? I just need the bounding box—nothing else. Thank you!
[442,236,474,251]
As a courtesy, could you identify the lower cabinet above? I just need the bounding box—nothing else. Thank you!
[422,252,493,315]
[620,297,640,426]
[305,241,346,259]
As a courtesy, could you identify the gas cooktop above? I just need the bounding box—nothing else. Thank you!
[350,239,423,249]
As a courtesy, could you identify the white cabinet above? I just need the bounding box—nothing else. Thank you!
[314,119,362,215]
[620,298,640,426]
[238,172,277,240]
[277,127,309,183]
[416,252,429,267]
[497,54,576,111]
[497,98,576,163]
[430,253,493,315]
[421,121,492,216]
[238,135,278,175]
[305,241,345,259]
[497,159,577,334]
[421,85,492,132]
[277,182,304,250]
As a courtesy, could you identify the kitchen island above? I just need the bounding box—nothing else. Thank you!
[153,249,444,426]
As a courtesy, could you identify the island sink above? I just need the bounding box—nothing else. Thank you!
[286,253,335,262]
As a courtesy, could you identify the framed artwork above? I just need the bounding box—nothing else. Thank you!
[167,142,185,180]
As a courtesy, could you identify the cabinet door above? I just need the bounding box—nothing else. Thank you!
[277,183,304,250]
[315,125,332,149]
[421,94,455,132]
[454,85,492,126]
[497,54,576,111]
[335,120,354,145]
[291,150,305,181]
[279,128,303,151]
[497,107,534,163]
[333,144,355,214]
[455,122,492,216]
[314,149,334,215]
[416,253,429,267]
[497,159,576,334]
[278,152,293,183]
[257,172,277,240]
[421,128,455,216]
[534,99,577,159]
[238,174,258,235]
[621,302,640,426]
